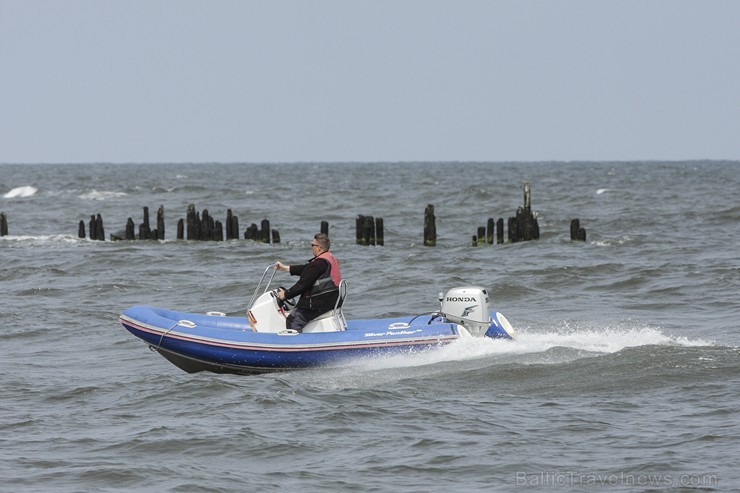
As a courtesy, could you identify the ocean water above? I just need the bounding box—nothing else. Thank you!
[1,161,738,492]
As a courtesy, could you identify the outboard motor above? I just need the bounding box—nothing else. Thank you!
[440,286,494,337]
[441,286,516,339]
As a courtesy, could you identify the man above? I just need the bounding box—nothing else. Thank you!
[275,233,342,332]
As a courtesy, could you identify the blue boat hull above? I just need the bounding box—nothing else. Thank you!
[119,305,513,375]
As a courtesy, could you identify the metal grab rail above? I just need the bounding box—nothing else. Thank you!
[247,263,279,309]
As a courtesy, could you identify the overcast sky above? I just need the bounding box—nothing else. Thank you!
[1,0,738,163]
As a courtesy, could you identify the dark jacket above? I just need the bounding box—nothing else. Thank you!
[284,257,339,313]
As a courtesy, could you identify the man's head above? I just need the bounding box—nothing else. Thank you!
[312,233,330,254]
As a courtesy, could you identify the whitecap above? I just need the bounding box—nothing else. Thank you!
[3,186,38,198]
[78,189,128,200]
[596,188,611,195]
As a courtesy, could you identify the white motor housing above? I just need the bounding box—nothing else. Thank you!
[441,286,492,337]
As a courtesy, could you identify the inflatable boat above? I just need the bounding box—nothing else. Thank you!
[119,264,516,375]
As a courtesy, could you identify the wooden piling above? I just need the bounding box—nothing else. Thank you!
[0,213,7,236]
[496,218,504,244]
[126,218,135,240]
[225,209,239,240]
[570,218,586,242]
[260,219,270,243]
[375,217,384,246]
[507,182,540,243]
[95,214,104,241]
[355,215,366,245]
[272,229,281,244]
[88,214,105,241]
[143,206,150,231]
[244,223,258,240]
[424,204,436,246]
[507,217,518,243]
[363,215,376,246]
[515,206,539,241]
[186,204,197,240]
[472,235,478,247]
[139,207,152,240]
[231,215,239,240]
[214,220,224,241]
[177,218,184,240]
[486,218,494,244]
[77,220,85,239]
[477,226,486,246]
[89,215,96,241]
[321,220,329,236]
[157,205,165,240]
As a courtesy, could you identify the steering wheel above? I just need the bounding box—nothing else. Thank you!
[276,287,296,310]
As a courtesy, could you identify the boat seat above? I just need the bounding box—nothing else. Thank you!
[305,280,348,332]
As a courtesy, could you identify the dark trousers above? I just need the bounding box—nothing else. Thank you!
[286,307,322,332]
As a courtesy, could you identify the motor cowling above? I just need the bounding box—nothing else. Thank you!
[441,286,492,337]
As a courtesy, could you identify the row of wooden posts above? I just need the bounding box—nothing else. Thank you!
[2,183,587,243]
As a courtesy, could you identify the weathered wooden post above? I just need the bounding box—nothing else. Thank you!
[363,215,376,246]
[87,214,104,241]
[177,218,184,240]
[260,219,271,243]
[355,215,366,245]
[201,209,215,241]
[375,217,384,246]
[244,223,258,240]
[472,235,478,247]
[186,204,197,240]
[77,220,85,239]
[477,226,486,246]
[570,218,587,242]
[507,217,518,243]
[516,206,537,241]
[424,204,436,246]
[95,214,104,241]
[486,218,494,244]
[231,215,239,240]
[226,209,238,240]
[157,205,165,240]
[89,215,96,241]
[139,206,151,239]
[507,182,540,243]
[225,209,239,240]
[321,220,329,236]
[496,218,504,244]
[272,230,281,243]
[0,213,6,236]
[214,220,224,241]
[125,218,135,240]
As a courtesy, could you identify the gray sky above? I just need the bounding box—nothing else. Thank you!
[1,0,738,163]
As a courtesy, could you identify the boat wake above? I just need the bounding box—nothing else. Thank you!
[285,323,716,389]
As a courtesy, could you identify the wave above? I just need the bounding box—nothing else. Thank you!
[0,234,86,245]
[3,185,38,198]
[78,189,128,200]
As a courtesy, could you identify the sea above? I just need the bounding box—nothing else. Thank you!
[1,161,738,492]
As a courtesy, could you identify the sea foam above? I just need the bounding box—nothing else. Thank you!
[3,186,38,198]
